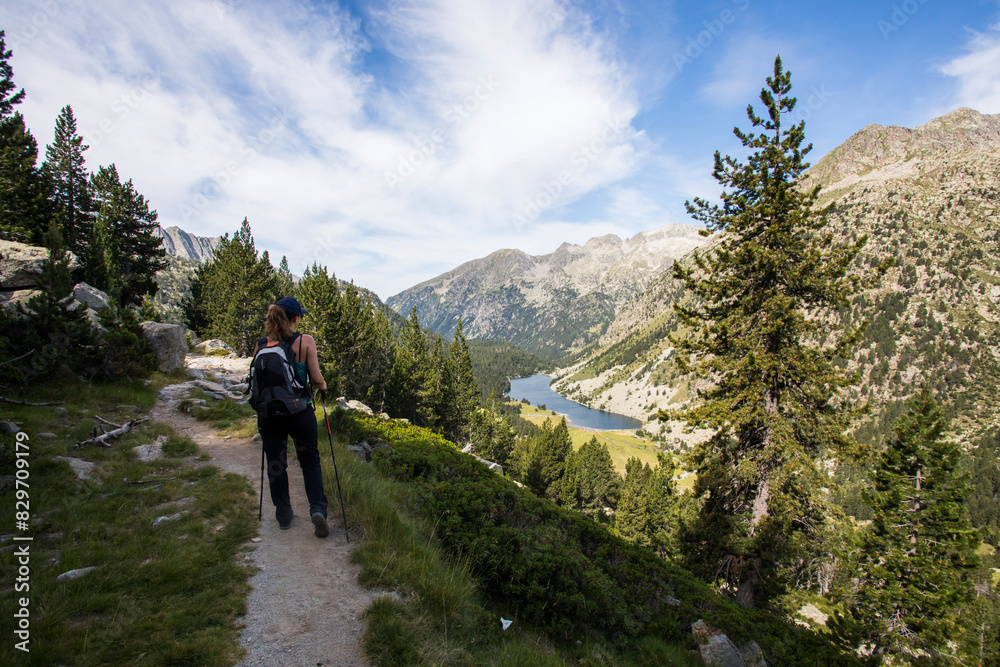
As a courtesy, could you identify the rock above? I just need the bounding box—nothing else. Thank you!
[152,510,189,527]
[54,407,69,416]
[140,322,187,373]
[36,432,56,438]
[56,566,97,581]
[228,382,249,394]
[738,641,767,667]
[204,391,227,401]
[346,399,374,414]
[185,368,206,380]
[72,282,112,311]
[0,288,40,310]
[666,595,681,606]
[1,421,20,435]
[700,635,747,667]
[0,238,79,289]
[797,603,829,626]
[133,436,167,463]
[692,619,749,667]
[53,456,97,481]
[252,433,262,442]
[196,339,234,354]
[347,439,389,462]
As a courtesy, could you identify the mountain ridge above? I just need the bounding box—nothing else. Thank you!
[387,223,708,358]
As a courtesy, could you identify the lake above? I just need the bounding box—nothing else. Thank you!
[507,374,643,431]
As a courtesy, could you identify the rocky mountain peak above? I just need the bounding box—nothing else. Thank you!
[154,226,221,263]
[805,107,1000,192]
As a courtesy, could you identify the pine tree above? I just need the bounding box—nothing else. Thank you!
[852,388,980,663]
[274,255,295,300]
[187,218,275,355]
[469,391,516,467]
[0,33,52,244]
[43,105,92,254]
[16,222,95,380]
[536,418,573,502]
[387,308,430,423]
[295,263,341,390]
[448,319,480,444]
[0,31,25,121]
[665,56,876,609]
[88,165,167,307]
[615,455,677,555]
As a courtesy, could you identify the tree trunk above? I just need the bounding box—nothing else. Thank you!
[735,558,761,609]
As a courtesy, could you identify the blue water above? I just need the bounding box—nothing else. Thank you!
[507,374,643,431]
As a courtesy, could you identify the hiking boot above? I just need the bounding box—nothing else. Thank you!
[311,512,329,538]
[277,509,294,530]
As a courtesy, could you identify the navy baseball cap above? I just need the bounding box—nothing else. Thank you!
[277,297,307,316]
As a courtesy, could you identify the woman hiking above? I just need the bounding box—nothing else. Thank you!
[253,296,330,538]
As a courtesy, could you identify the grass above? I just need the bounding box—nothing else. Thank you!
[514,403,663,474]
[0,376,256,666]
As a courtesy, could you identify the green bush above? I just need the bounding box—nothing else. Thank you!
[336,411,859,664]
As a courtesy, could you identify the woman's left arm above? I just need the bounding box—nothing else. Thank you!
[303,335,327,391]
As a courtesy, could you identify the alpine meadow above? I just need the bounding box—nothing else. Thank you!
[2,3,1000,667]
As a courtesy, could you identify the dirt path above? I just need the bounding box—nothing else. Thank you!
[150,355,372,666]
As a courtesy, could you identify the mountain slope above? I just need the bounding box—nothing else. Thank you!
[552,108,1000,443]
[153,225,221,262]
[387,224,708,358]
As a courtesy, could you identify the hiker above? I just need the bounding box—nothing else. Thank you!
[252,296,331,538]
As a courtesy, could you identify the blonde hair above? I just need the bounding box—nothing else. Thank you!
[264,304,296,340]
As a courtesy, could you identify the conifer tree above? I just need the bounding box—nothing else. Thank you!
[387,308,430,423]
[43,105,92,254]
[448,319,479,444]
[665,56,876,608]
[615,455,677,554]
[421,335,454,433]
[274,255,295,300]
[14,222,95,380]
[187,218,275,355]
[536,418,573,502]
[469,391,516,467]
[295,263,341,388]
[88,165,166,307]
[0,32,52,244]
[851,388,980,662]
[0,31,25,121]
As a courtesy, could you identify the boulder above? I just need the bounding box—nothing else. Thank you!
[0,239,78,289]
[196,339,233,354]
[691,619,763,667]
[335,397,374,414]
[0,288,40,310]
[347,439,389,462]
[53,456,97,481]
[140,322,187,373]
[72,282,113,311]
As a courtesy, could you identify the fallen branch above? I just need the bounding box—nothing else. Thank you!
[125,477,178,484]
[0,349,35,367]
[76,418,148,448]
[95,415,123,429]
[0,395,65,406]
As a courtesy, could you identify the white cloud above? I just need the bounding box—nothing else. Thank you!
[1,0,645,298]
[939,23,1000,114]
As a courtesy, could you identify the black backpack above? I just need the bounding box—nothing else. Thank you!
[247,334,312,417]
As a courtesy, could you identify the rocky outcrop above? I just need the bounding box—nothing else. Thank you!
[154,225,220,262]
[0,239,81,309]
[140,322,188,373]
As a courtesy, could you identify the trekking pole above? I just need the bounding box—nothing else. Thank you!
[258,440,265,522]
[320,391,350,542]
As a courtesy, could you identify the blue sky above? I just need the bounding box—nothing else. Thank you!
[2,0,998,299]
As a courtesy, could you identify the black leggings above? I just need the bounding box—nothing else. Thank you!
[258,408,328,520]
